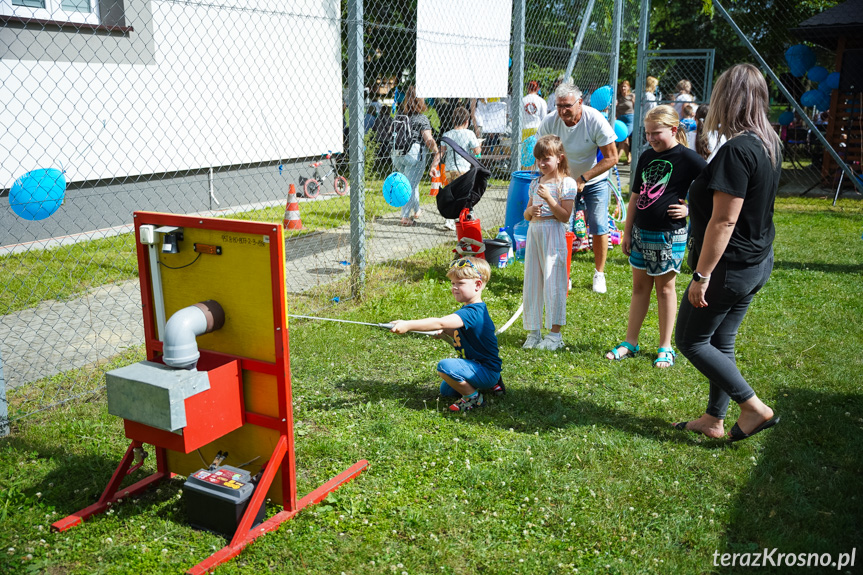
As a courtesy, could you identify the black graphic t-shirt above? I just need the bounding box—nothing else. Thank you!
[631,144,707,232]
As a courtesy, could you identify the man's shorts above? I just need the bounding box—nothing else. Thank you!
[578,180,610,236]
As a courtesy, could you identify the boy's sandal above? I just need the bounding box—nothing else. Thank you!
[607,341,639,360]
[654,347,676,368]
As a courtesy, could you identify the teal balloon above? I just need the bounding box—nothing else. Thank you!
[785,44,816,77]
[778,111,795,126]
[521,135,537,167]
[800,90,821,107]
[9,168,66,221]
[613,120,628,143]
[818,82,833,95]
[589,86,613,111]
[383,172,411,207]
[824,72,840,90]
[807,66,829,83]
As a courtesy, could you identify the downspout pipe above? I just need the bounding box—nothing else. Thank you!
[163,300,225,370]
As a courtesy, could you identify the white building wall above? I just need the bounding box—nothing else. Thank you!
[0,0,343,187]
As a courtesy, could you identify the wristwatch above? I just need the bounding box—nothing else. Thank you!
[693,271,711,283]
[579,174,588,184]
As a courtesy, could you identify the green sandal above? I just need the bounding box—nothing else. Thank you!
[654,347,676,368]
[607,341,639,360]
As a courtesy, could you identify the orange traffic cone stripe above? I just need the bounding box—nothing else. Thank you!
[284,184,304,230]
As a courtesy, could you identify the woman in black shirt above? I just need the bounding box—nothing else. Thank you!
[672,64,782,442]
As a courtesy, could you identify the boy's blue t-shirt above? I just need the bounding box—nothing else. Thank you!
[453,302,502,374]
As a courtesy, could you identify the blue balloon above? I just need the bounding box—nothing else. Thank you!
[613,120,628,143]
[778,110,795,126]
[382,172,411,207]
[589,85,613,111]
[785,44,816,77]
[800,89,821,107]
[521,135,537,167]
[808,66,829,83]
[815,92,832,112]
[824,72,841,90]
[9,168,66,221]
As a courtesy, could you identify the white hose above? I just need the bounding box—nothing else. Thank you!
[495,303,523,335]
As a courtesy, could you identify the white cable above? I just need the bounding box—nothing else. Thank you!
[495,303,523,335]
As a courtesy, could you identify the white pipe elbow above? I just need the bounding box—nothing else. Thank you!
[163,300,225,369]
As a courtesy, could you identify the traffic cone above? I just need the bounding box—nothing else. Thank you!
[283,184,304,230]
[430,165,443,196]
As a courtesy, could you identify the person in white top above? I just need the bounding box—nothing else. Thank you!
[673,79,696,118]
[438,107,482,230]
[521,80,548,140]
[537,81,618,293]
[642,75,659,115]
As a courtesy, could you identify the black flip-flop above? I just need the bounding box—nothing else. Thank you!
[728,416,780,443]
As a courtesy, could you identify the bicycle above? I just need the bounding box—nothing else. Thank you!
[298,151,349,199]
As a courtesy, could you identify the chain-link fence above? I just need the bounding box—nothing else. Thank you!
[1,0,628,431]
[709,0,861,199]
[630,0,859,198]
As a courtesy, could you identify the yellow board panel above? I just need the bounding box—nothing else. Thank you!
[135,214,290,504]
[158,227,277,363]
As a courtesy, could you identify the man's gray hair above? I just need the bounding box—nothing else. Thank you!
[555,81,582,101]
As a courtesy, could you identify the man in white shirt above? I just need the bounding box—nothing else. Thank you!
[537,81,618,293]
[521,80,547,140]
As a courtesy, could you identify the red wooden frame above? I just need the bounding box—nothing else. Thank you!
[52,213,368,573]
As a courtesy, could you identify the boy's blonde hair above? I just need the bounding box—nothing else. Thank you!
[447,256,491,284]
[645,104,689,147]
[533,134,571,177]
[646,76,658,92]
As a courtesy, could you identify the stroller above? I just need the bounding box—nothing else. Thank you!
[436,136,491,258]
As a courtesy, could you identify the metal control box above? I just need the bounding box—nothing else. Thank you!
[183,464,265,536]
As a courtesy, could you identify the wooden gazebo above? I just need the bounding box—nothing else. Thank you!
[791,0,863,187]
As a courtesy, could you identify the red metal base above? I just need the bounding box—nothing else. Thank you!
[50,438,368,574]
[187,459,369,575]
[52,441,173,532]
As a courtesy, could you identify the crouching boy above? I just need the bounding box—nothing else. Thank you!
[390,256,503,411]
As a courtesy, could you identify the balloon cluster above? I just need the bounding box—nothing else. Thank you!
[782,44,840,124]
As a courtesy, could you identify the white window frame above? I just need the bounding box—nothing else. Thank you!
[0,0,100,26]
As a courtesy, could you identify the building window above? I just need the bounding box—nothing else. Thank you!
[1,0,101,25]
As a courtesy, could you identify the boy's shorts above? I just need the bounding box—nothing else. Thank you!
[437,358,500,397]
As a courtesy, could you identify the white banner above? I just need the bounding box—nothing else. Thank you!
[416,0,512,98]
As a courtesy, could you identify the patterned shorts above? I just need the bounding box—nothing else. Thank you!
[629,225,688,276]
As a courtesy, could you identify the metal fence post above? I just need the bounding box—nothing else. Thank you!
[608,0,623,125]
[631,0,651,170]
[564,0,598,82]
[348,0,366,298]
[1,349,8,437]
[510,0,526,172]
[713,0,863,195]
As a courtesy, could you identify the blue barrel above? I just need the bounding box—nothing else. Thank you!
[505,170,538,238]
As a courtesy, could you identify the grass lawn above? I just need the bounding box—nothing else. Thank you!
[1,196,861,574]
